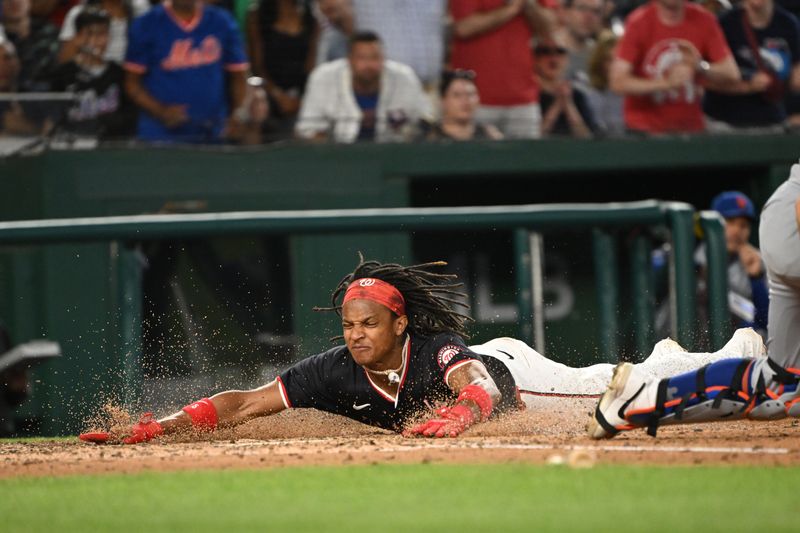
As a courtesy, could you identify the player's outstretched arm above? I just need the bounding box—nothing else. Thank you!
[405,361,501,438]
[80,380,287,444]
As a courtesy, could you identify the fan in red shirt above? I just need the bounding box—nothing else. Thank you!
[449,0,557,139]
[611,0,740,134]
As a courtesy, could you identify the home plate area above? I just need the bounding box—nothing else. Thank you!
[2,407,798,478]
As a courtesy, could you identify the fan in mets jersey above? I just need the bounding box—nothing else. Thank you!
[79,255,765,443]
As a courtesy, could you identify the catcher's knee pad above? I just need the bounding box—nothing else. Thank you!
[640,358,799,434]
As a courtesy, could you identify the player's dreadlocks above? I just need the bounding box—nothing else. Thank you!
[316,253,473,339]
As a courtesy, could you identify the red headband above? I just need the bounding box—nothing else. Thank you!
[343,278,406,316]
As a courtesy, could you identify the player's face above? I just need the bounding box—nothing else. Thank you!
[349,42,383,88]
[342,299,407,369]
[81,24,110,58]
[171,0,198,12]
[535,43,568,81]
[442,79,479,123]
[724,216,751,253]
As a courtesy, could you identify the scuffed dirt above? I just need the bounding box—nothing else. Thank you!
[2,405,799,478]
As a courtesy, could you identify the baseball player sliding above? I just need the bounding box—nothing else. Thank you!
[589,159,800,439]
[80,255,766,444]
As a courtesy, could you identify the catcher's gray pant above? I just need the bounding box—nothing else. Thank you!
[759,165,800,369]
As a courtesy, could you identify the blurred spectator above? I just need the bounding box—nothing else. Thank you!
[450,0,556,139]
[295,31,431,143]
[777,0,800,127]
[555,0,605,83]
[611,0,740,134]
[653,189,770,348]
[696,191,769,339]
[123,0,249,143]
[350,0,446,91]
[48,7,136,138]
[583,28,625,136]
[225,75,270,144]
[535,35,597,138]
[703,0,800,132]
[419,69,503,141]
[59,0,150,64]
[1,0,60,91]
[246,0,317,136]
[313,0,352,65]
[0,37,53,135]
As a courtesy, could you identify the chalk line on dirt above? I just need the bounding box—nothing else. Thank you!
[215,439,790,456]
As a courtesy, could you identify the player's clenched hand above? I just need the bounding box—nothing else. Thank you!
[79,413,164,445]
[404,404,476,438]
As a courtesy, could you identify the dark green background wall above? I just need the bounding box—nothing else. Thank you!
[0,135,797,435]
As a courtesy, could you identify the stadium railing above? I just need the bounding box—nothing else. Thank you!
[0,200,728,407]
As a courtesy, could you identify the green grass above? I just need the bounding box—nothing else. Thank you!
[2,464,796,532]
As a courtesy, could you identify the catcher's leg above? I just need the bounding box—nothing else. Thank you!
[637,327,766,381]
[588,357,800,439]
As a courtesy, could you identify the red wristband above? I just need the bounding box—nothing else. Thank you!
[457,384,493,421]
[182,398,218,430]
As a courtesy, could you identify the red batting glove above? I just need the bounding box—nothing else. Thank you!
[122,413,164,444]
[405,404,476,438]
[79,431,111,443]
[80,413,163,444]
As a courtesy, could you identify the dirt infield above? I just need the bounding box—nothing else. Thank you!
[3,403,799,478]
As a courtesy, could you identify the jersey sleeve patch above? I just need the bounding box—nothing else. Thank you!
[437,344,462,369]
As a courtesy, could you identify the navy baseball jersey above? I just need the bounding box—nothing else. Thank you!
[124,2,249,142]
[277,332,518,431]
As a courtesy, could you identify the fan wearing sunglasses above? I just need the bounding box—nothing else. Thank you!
[534,37,597,138]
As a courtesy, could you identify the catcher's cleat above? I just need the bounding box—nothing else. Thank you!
[587,362,648,439]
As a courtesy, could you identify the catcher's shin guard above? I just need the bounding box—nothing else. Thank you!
[623,358,800,436]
